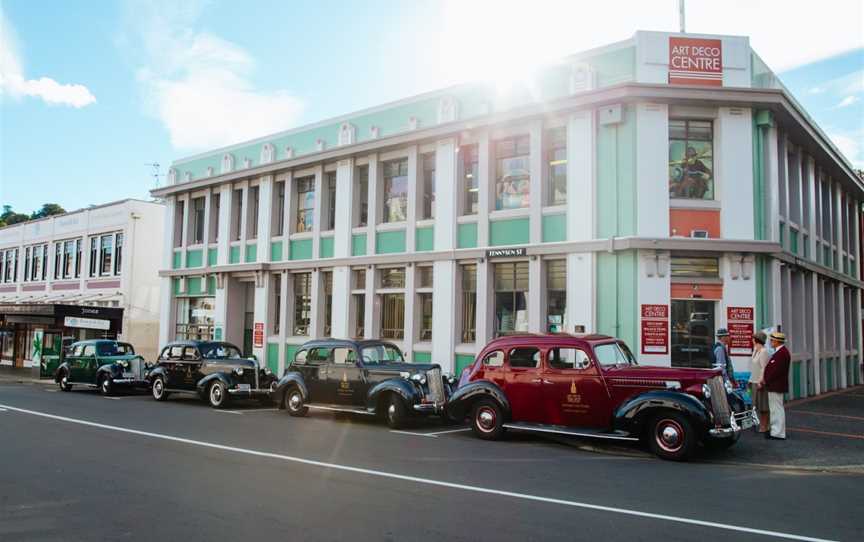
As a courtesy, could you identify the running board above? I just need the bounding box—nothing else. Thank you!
[502,423,639,441]
[307,404,375,416]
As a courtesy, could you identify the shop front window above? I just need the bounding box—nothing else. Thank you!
[461,264,477,342]
[293,272,312,336]
[379,267,405,289]
[175,297,215,341]
[494,261,529,336]
[495,135,530,210]
[669,119,714,200]
[296,177,315,233]
[547,127,567,205]
[323,271,333,336]
[353,294,365,338]
[382,159,408,223]
[670,300,715,368]
[460,144,479,215]
[546,260,566,332]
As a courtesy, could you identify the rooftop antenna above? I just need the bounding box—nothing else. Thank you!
[145,162,163,189]
[678,0,686,33]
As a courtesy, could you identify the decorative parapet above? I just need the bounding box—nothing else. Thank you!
[242,157,252,169]
[408,116,419,130]
[167,168,178,185]
[316,139,326,152]
[206,166,214,177]
[437,96,459,123]
[338,123,356,146]
[183,171,193,182]
[221,154,235,174]
[260,143,275,164]
[569,62,596,93]
[285,146,295,159]
[369,126,380,139]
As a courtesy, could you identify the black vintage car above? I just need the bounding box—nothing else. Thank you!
[146,340,277,408]
[54,339,149,396]
[272,339,452,429]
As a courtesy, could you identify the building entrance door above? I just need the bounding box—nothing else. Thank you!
[671,300,715,368]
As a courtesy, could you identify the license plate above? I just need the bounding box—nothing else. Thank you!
[236,383,251,391]
[122,372,134,379]
[738,414,755,430]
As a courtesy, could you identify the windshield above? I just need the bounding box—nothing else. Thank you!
[359,344,404,365]
[96,342,135,356]
[593,342,638,367]
[200,344,243,359]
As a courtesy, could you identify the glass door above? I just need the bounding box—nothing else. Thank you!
[670,300,715,368]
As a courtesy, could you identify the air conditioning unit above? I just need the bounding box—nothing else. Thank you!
[690,230,709,239]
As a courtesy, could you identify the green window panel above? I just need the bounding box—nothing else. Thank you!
[266,343,279,374]
[376,230,406,254]
[542,213,566,243]
[172,278,181,296]
[229,246,241,264]
[413,351,432,363]
[172,251,182,270]
[186,249,203,268]
[285,345,300,365]
[779,223,785,247]
[187,277,202,295]
[290,239,313,260]
[245,244,257,263]
[320,236,334,258]
[207,248,218,266]
[352,234,367,256]
[455,354,475,376]
[791,361,801,400]
[270,241,283,262]
[789,230,798,255]
[457,223,478,249]
[415,227,433,252]
[489,218,530,246]
[206,275,216,295]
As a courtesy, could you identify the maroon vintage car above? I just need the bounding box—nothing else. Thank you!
[446,334,756,461]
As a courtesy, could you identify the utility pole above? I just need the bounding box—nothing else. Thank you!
[145,162,162,189]
[679,0,686,33]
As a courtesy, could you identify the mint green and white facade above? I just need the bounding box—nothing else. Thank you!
[152,31,863,398]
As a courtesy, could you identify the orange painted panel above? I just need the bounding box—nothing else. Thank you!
[671,282,723,300]
[669,209,721,238]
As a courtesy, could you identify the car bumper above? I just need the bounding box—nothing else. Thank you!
[112,378,149,387]
[708,408,759,437]
[227,387,272,396]
[412,403,445,414]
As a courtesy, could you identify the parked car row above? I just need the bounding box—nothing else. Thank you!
[54,333,757,461]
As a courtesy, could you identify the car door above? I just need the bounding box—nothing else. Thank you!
[542,346,613,429]
[295,347,331,403]
[502,346,546,423]
[177,346,203,390]
[80,343,100,383]
[67,344,86,381]
[164,345,187,389]
[328,347,364,405]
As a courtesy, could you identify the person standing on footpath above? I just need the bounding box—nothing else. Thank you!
[762,332,790,440]
[748,332,770,433]
[712,329,736,387]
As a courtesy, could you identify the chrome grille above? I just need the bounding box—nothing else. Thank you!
[707,375,731,425]
[127,357,142,378]
[426,368,445,405]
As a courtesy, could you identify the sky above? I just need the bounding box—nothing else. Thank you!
[1,0,862,215]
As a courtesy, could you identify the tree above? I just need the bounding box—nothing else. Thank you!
[1,205,30,226]
[30,203,66,219]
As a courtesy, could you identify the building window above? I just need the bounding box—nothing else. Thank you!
[669,119,714,200]
[494,261,529,336]
[418,293,433,341]
[100,234,113,276]
[114,234,123,275]
[421,153,435,220]
[28,244,46,282]
[379,267,405,288]
[296,177,315,233]
[380,294,405,340]
[547,127,567,206]
[63,240,75,279]
[417,266,433,288]
[495,135,530,210]
[671,299,715,368]
[175,297,215,341]
[382,159,408,223]
[273,274,282,334]
[323,271,333,336]
[54,243,61,279]
[88,237,98,277]
[353,294,365,338]
[192,197,205,244]
[174,200,185,247]
[232,189,243,241]
[211,193,221,241]
[325,171,337,231]
[546,260,566,332]
[23,247,31,282]
[356,165,369,227]
[275,181,286,236]
[461,264,477,342]
[249,186,260,239]
[75,239,82,278]
[354,268,366,290]
[670,256,719,278]
[293,272,312,336]
[459,144,479,215]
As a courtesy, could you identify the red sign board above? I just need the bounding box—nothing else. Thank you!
[669,37,723,87]
[253,322,264,349]
[641,304,669,355]
[727,307,754,355]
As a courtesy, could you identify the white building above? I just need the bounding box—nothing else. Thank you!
[0,199,165,369]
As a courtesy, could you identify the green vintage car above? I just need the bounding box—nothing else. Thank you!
[54,339,150,396]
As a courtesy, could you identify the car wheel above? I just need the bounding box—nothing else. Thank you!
[99,375,113,397]
[58,372,72,392]
[284,387,309,417]
[208,381,229,409]
[151,376,169,401]
[385,394,409,429]
[648,412,697,461]
[471,398,505,440]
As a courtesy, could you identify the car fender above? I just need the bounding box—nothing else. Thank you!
[54,361,72,382]
[273,372,308,408]
[366,379,419,412]
[445,380,511,421]
[96,364,119,383]
[727,389,747,412]
[146,365,169,384]
[613,390,711,437]
[196,373,234,395]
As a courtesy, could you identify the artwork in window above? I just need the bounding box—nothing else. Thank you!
[383,159,408,223]
[495,136,531,210]
[669,120,714,199]
[296,177,315,233]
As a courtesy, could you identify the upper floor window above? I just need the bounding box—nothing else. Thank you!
[670,255,719,278]
[114,234,123,275]
[421,153,435,220]
[62,239,76,279]
[382,159,408,223]
[669,119,714,200]
[25,244,47,282]
[495,135,530,210]
[211,193,221,242]
[231,188,243,241]
[89,237,98,277]
[356,165,369,227]
[546,127,567,206]
[0,248,18,284]
[248,186,260,239]
[325,171,337,231]
[174,200,185,247]
[296,177,315,233]
[274,181,286,236]
[100,234,113,276]
[191,197,205,244]
[293,272,312,336]
[459,144,479,215]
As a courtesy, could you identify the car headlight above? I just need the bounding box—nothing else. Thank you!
[263,367,272,376]
[410,373,427,386]
[702,384,712,398]
[724,379,734,394]
[233,367,244,376]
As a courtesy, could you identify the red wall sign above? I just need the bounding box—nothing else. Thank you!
[253,322,264,349]
[727,307,754,356]
[641,304,669,355]
[669,37,723,87]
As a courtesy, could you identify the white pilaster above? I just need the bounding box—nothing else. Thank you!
[718,107,755,239]
[364,266,377,339]
[366,155,379,255]
[240,184,249,243]
[431,260,457,373]
[405,147,418,252]
[528,257,542,332]
[202,190,212,251]
[636,250,672,367]
[312,167,324,259]
[217,186,232,265]
[309,269,321,339]
[770,259,783,330]
[805,156,818,258]
[635,102,669,238]
[434,138,458,250]
[477,131,491,247]
[475,260,491,344]
[566,253,595,333]
[331,266,352,338]
[765,125,781,243]
[403,265,416,356]
[567,110,594,241]
[811,273,821,394]
[838,284,847,388]
[278,270,289,375]
[529,120,544,244]
[333,159,355,258]
[257,176,273,261]
[252,273,271,363]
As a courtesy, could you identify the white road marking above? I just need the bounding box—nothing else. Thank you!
[0,407,7,412]
[390,427,471,438]
[423,427,472,436]
[213,410,243,415]
[235,408,279,413]
[44,389,58,393]
[103,397,121,401]
[0,403,837,542]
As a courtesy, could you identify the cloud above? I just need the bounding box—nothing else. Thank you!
[126,1,303,151]
[836,95,860,108]
[829,132,863,168]
[0,8,96,108]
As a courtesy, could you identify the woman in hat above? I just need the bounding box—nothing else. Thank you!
[748,331,770,433]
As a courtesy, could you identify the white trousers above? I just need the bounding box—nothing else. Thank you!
[768,392,786,439]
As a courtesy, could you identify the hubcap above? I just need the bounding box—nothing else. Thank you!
[477,408,496,432]
[153,379,163,397]
[388,403,396,420]
[211,385,223,404]
[102,380,109,392]
[657,419,684,452]
[289,393,302,410]
[61,376,67,387]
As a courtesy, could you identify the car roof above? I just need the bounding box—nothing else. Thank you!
[297,338,401,350]
[162,340,239,349]
[482,333,619,348]
[72,339,127,346]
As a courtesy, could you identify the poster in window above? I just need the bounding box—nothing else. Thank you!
[253,322,264,349]
[641,304,669,355]
[727,306,754,355]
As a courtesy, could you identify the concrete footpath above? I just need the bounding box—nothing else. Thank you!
[0,366,44,385]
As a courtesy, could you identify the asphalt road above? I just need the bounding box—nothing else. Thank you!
[0,383,859,542]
